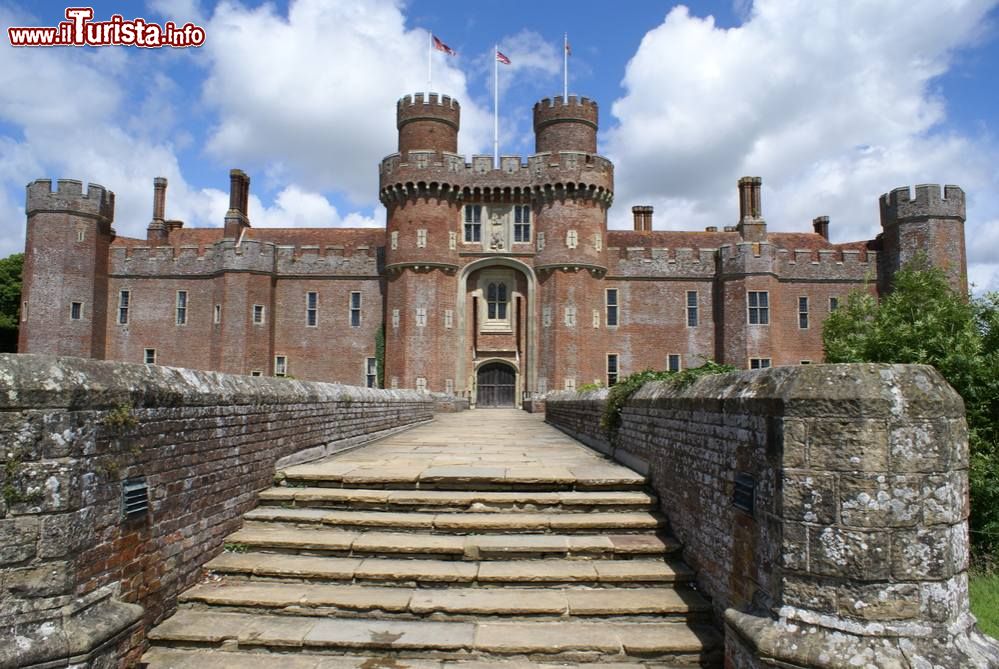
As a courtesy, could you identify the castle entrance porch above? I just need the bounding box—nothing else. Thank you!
[476,361,516,407]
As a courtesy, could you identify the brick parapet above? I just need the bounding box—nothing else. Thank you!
[607,247,720,279]
[0,353,433,668]
[110,239,383,277]
[545,364,999,668]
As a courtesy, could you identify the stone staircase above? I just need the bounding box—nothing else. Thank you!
[141,410,721,668]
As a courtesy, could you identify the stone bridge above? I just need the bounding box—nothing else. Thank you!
[1,354,997,668]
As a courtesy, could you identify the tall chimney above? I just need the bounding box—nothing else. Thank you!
[146,177,169,243]
[813,216,830,240]
[229,169,242,213]
[737,176,766,242]
[738,176,763,222]
[632,205,653,231]
[224,169,252,238]
[152,177,167,221]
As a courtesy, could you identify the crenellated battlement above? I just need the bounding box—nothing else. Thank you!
[110,237,382,278]
[533,95,598,124]
[378,150,613,205]
[879,184,965,223]
[533,95,598,154]
[715,241,877,281]
[26,178,115,221]
[397,93,460,129]
[607,246,719,279]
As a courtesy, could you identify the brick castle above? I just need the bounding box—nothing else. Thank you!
[17,92,968,406]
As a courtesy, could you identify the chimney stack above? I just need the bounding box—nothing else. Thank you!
[738,176,763,223]
[737,176,767,242]
[146,177,169,243]
[152,177,167,221]
[631,205,653,231]
[813,216,830,240]
[224,169,252,238]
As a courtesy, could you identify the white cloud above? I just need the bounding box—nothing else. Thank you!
[605,0,999,295]
[200,0,493,204]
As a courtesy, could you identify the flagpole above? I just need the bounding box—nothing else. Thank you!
[427,32,432,93]
[494,43,499,168]
[563,33,568,99]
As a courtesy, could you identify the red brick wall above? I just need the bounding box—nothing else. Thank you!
[0,354,434,668]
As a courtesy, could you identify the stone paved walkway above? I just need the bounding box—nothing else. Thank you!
[282,409,643,488]
[143,408,722,668]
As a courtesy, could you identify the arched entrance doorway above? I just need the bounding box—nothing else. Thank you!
[476,362,516,407]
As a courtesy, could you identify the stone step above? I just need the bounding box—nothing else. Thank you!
[143,646,698,668]
[226,523,679,560]
[146,609,721,663]
[244,507,668,534]
[258,487,657,512]
[179,581,712,621]
[279,463,647,491]
[206,552,696,586]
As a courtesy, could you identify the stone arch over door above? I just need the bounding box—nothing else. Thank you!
[455,257,537,398]
[475,359,518,407]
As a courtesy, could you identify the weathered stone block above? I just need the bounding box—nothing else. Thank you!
[0,517,39,564]
[780,576,837,614]
[891,526,964,580]
[922,471,968,525]
[780,522,808,572]
[782,472,836,524]
[839,474,922,528]
[779,418,806,468]
[889,421,953,473]
[919,573,969,624]
[807,419,889,472]
[810,527,890,580]
[6,562,73,597]
[949,418,970,469]
[837,582,921,621]
[38,509,92,559]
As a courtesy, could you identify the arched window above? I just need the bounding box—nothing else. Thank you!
[487,282,508,320]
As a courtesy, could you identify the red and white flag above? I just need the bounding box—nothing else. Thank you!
[433,35,456,56]
[496,50,511,65]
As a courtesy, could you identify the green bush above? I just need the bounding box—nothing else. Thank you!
[601,361,735,436]
[823,260,999,557]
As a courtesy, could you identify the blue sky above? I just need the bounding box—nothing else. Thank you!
[2,0,998,291]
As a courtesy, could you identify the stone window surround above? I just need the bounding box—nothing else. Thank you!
[476,268,515,333]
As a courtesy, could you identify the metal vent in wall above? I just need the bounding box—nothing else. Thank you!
[733,473,755,516]
[122,477,149,519]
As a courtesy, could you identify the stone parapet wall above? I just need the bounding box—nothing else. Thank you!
[0,354,433,668]
[545,364,999,668]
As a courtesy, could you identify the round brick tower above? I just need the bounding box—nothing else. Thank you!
[381,93,465,392]
[533,95,598,154]
[397,93,460,159]
[530,96,612,394]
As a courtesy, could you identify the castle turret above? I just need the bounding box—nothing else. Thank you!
[19,179,115,357]
[879,184,967,295]
[397,93,460,159]
[533,96,598,154]
[383,94,464,392]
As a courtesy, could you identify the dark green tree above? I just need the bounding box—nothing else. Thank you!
[823,260,999,556]
[0,253,23,352]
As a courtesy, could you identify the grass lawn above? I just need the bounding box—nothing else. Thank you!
[971,571,999,639]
